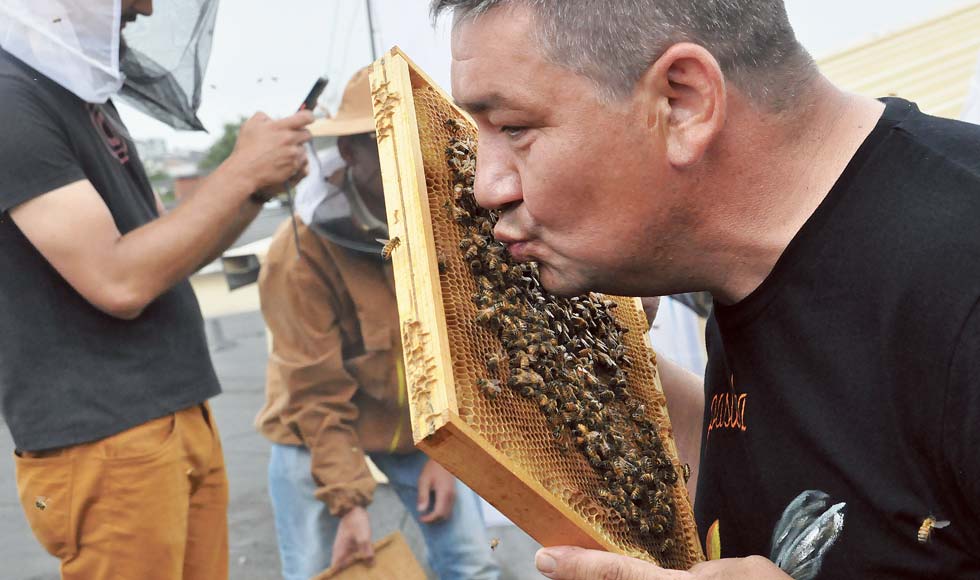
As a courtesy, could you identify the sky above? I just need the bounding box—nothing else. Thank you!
[117,0,977,151]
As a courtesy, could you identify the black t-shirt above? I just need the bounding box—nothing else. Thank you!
[0,49,220,451]
[695,98,980,577]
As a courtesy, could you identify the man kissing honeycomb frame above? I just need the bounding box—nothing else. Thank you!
[370,47,703,568]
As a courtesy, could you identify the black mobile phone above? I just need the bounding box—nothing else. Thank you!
[299,77,328,112]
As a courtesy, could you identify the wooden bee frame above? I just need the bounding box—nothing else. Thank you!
[371,47,703,568]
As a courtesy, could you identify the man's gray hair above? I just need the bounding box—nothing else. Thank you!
[431,0,815,110]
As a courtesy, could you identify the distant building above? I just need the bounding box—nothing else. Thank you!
[135,137,168,160]
[174,173,207,201]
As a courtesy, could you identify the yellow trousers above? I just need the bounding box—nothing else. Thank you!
[14,403,229,580]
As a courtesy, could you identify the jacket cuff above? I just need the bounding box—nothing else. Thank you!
[315,477,377,517]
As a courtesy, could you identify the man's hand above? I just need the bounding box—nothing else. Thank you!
[330,505,374,570]
[223,110,314,201]
[534,547,790,580]
[416,459,456,524]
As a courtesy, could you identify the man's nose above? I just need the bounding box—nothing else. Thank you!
[134,0,153,16]
[473,140,522,211]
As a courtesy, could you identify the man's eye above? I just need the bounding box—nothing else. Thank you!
[501,126,527,138]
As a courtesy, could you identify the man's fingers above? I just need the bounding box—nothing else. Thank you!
[419,483,454,523]
[248,111,271,124]
[275,110,315,130]
[416,475,432,515]
[535,547,688,580]
[290,128,313,145]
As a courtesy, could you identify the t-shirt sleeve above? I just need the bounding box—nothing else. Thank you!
[943,299,980,527]
[0,81,85,212]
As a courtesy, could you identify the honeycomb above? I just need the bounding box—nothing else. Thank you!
[372,49,702,569]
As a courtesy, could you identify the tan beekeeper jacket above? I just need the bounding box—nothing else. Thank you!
[255,219,414,516]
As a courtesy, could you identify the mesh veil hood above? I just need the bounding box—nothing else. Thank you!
[0,0,218,130]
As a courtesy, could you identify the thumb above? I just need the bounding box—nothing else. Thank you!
[535,547,683,580]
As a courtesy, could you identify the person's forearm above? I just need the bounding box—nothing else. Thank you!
[657,356,705,504]
[194,195,265,271]
[107,161,259,316]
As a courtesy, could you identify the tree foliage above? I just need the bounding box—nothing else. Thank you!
[198,119,243,172]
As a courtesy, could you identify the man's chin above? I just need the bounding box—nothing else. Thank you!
[537,263,591,298]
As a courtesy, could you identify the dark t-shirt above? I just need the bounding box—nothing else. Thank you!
[695,98,980,577]
[0,49,220,451]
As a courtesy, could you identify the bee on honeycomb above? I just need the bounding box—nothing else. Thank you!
[442,118,680,558]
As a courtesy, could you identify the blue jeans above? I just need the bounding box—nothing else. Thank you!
[268,444,500,580]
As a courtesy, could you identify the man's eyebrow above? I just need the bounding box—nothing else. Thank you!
[455,93,516,115]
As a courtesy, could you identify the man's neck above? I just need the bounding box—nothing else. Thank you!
[698,79,886,304]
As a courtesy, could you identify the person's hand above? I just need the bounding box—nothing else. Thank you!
[534,547,790,580]
[416,459,456,524]
[330,505,374,570]
[641,296,661,330]
[224,110,314,200]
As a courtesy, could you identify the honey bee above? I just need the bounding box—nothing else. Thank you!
[538,394,557,413]
[476,306,503,326]
[476,275,494,291]
[379,237,400,260]
[476,378,502,399]
[596,353,617,370]
[518,385,537,398]
[551,422,565,440]
[486,354,501,373]
[576,367,600,387]
[584,445,602,465]
[917,516,950,544]
[630,404,647,422]
[514,352,532,370]
[469,234,489,248]
[452,206,471,222]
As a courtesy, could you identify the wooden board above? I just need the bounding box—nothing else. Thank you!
[312,531,426,580]
[370,46,703,568]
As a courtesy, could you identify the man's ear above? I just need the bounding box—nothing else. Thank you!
[636,43,727,168]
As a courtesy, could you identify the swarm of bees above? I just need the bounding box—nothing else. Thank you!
[443,119,679,558]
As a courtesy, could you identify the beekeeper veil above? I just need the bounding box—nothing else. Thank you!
[302,67,388,255]
[0,0,218,130]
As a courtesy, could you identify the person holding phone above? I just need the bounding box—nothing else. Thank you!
[0,1,313,578]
